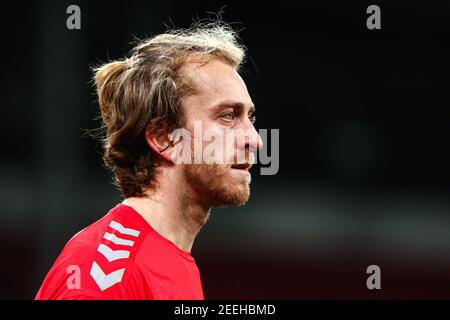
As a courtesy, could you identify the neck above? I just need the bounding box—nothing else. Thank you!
[122,171,211,253]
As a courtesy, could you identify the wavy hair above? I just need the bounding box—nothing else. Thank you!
[93,22,246,197]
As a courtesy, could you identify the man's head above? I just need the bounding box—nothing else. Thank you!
[94,23,262,207]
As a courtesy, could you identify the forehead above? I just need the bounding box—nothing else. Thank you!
[180,57,253,111]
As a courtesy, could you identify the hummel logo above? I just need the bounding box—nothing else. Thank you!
[90,261,125,291]
[103,232,135,246]
[109,220,141,237]
[90,220,141,291]
[97,243,130,262]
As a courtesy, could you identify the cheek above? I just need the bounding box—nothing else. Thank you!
[184,118,237,164]
[201,128,230,164]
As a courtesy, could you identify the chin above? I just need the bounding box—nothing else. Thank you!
[184,164,252,207]
[202,177,251,207]
[220,184,250,207]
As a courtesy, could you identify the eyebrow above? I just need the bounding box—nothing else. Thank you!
[211,100,256,114]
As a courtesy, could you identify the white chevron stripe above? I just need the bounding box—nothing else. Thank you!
[103,232,135,247]
[97,243,130,262]
[109,220,141,237]
[90,261,125,291]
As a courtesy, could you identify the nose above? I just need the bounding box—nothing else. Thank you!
[236,118,263,153]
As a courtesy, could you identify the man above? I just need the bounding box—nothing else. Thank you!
[35,23,262,300]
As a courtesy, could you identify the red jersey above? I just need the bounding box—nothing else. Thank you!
[35,203,204,300]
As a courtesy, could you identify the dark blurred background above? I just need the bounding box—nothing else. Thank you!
[1,0,449,299]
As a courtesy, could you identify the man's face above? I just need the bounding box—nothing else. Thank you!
[177,57,263,207]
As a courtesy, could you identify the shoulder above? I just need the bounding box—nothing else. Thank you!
[36,204,154,300]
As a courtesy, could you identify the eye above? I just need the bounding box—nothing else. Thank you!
[249,112,256,124]
[221,112,235,121]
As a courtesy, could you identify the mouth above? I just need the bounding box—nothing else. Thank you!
[231,163,252,171]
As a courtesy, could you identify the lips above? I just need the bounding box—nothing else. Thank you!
[231,163,252,170]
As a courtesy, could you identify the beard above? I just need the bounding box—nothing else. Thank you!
[183,163,251,207]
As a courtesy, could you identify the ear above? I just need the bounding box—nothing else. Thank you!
[145,127,173,162]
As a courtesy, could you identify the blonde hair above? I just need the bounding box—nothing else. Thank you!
[94,22,246,197]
